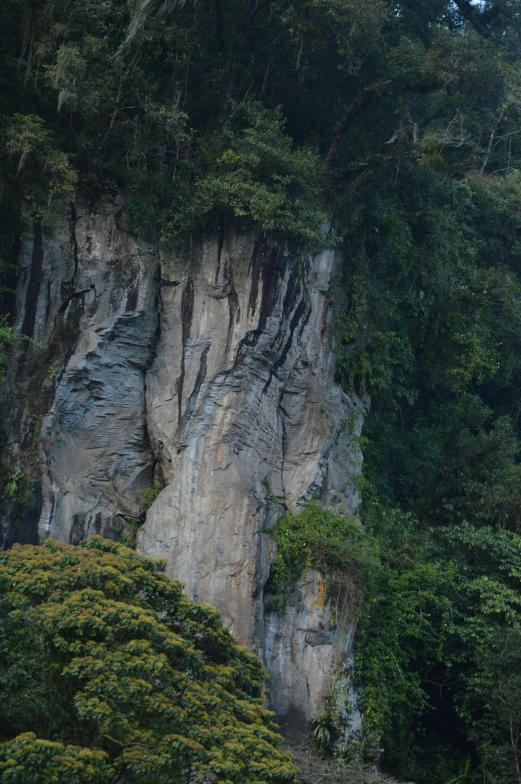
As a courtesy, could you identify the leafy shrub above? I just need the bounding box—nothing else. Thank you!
[266,502,377,612]
[141,480,163,510]
[353,502,521,782]
[163,102,327,247]
[3,114,77,222]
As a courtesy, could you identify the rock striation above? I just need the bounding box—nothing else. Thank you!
[11,202,159,546]
[7,201,367,730]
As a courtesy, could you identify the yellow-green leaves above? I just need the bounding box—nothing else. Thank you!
[0,537,298,784]
[0,733,113,784]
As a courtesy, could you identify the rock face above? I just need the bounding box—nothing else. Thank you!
[264,570,362,741]
[12,203,159,546]
[264,394,366,738]
[7,201,367,729]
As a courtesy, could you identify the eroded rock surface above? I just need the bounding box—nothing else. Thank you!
[264,396,366,736]
[264,570,360,740]
[12,203,158,544]
[8,204,367,727]
[138,233,364,647]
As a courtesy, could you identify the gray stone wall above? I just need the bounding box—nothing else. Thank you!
[7,201,367,730]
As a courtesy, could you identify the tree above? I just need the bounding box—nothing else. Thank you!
[0,537,298,784]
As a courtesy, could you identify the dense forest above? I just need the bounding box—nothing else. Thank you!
[2,0,521,782]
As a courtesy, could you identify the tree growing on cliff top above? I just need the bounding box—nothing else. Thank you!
[0,536,298,784]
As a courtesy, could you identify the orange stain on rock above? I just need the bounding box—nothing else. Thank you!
[312,578,325,608]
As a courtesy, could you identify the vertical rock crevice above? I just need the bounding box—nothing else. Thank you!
[20,223,44,340]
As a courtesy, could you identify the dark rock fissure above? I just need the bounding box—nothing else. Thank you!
[225,274,239,356]
[258,246,281,333]
[126,281,139,312]
[179,343,211,433]
[3,486,42,549]
[45,276,53,326]
[70,202,79,281]
[178,276,194,425]
[247,239,262,318]
[20,223,44,340]
[214,225,226,284]
[263,297,311,393]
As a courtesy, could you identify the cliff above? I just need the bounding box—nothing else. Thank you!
[4,201,367,734]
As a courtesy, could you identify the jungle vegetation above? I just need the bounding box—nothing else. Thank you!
[2,0,521,782]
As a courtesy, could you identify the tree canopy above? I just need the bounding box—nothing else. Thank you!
[0,537,298,784]
[1,0,521,243]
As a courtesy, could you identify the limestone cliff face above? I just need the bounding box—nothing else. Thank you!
[264,570,362,740]
[10,202,159,546]
[6,201,367,730]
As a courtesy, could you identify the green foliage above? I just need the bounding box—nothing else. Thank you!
[2,0,521,780]
[163,103,326,246]
[0,0,337,246]
[3,471,20,498]
[320,502,521,783]
[354,509,457,774]
[0,733,112,784]
[333,172,521,400]
[0,317,17,382]
[120,518,142,550]
[334,170,521,783]
[3,114,77,222]
[266,501,377,611]
[3,0,519,247]
[0,537,298,784]
[267,443,521,782]
[141,480,163,510]
[311,710,339,758]
[442,524,521,783]
[327,161,521,784]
